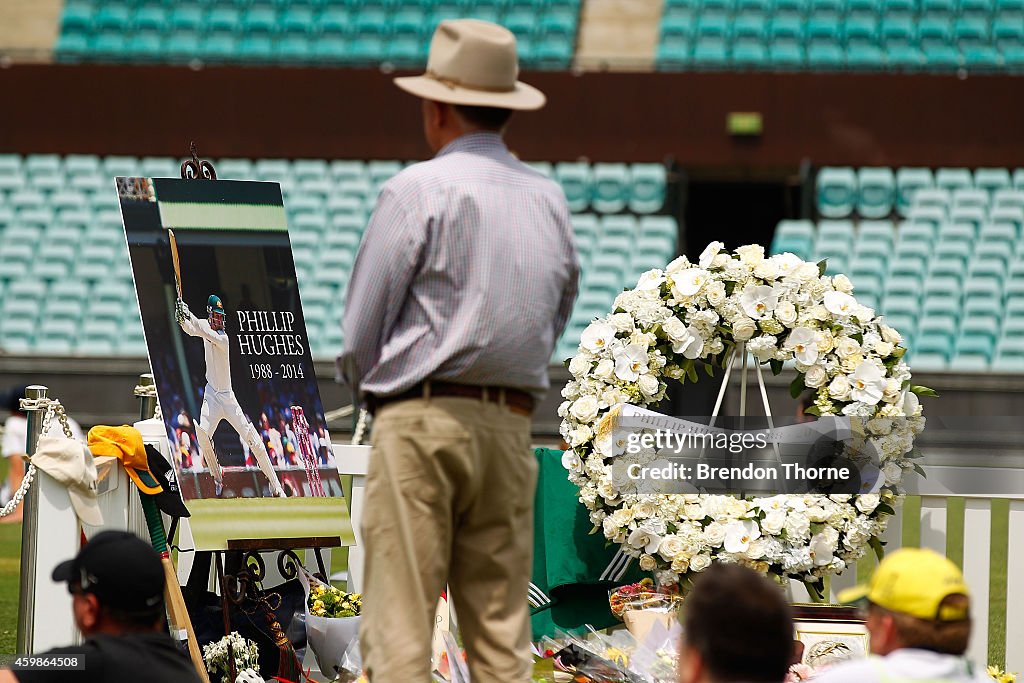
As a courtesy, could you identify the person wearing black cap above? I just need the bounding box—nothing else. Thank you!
[0,531,203,682]
[1,384,85,524]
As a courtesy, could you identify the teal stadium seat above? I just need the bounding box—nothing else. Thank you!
[591,164,631,214]
[555,163,592,213]
[630,164,666,213]
[857,168,896,217]
[817,167,858,218]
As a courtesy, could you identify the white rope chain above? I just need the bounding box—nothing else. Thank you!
[0,398,73,518]
[351,408,369,446]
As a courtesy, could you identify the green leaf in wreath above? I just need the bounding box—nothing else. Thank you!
[724,281,737,296]
[686,363,699,383]
[817,260,828,277]
[803,405,822,417]
[769,358,783,376]
[869,535,886,563]
[876,503,896,516]
[789,374,806,399]
[851,332,864,344]
[912,461,927,477]
[892,347,907,360]
[704,362,715,378]
[910,385,940,398]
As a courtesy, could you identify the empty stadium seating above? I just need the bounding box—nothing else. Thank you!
[0,154,673,362]
[773,169,1024,372]
[56,0,582,68]
[657,0,1024,70]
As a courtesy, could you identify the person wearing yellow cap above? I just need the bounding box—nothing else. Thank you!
[814,547,990,683]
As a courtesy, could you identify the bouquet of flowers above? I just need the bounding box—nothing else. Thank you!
[202,631,260,683]
[297,567,362,680]
[308,582,362,618]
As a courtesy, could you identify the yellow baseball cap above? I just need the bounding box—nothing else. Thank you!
[838,547,970,621]
[88,425,163,496]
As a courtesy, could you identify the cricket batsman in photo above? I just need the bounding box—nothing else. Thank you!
[175,293,287,498]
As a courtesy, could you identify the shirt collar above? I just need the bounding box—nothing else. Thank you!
[435,131,507,158]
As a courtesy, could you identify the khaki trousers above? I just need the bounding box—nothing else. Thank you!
[359,396,536,682]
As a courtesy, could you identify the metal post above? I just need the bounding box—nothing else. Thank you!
[138,373,157,420]
[16,385,49,654]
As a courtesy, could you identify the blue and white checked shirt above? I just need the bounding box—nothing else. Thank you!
[337,132,579,399]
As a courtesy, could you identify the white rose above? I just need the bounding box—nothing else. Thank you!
[804,365,828,388]
[784,512,811,540]
[874,340,894,358]
[690,554,712,572]
[638,374,660,397]
[561,450,583,471]
[796,262,820,282]
[833,274,854,293]
[855,494,880,514]
[703,521,727,546]
[835,337,860,358]
[568,355,592,378]
[593,358,614,380]
[828,375,851,401]
[883,462,903,486]
[609,313,635,334]
[736,244,765,265]
[569,426,593,447]
[658,535,687,561]
[881,324,904,345]
[754,260,780,280]
[639,554,658,571]
[569,395,599,423]
[706,280,727,306]
[776,301,797,325]
[733,317,757,341]
[745,538,767,560]
[761,510,786,535]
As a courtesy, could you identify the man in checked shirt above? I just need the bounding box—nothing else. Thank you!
[337,18,579,683]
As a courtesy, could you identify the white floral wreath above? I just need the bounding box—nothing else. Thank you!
[558,242,933,595]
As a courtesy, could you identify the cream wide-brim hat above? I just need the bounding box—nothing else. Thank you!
[394,19,546,111]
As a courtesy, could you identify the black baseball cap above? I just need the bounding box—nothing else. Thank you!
[52,530,164,613]
[145,445,191,518]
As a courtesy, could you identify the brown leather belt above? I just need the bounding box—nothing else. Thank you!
[365,381,535,417]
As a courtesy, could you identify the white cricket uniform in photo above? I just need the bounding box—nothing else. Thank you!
[180,310,284,496]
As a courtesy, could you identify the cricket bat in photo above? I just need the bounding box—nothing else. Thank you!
[169,228,182,299]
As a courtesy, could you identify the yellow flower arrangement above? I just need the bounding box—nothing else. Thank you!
[308,582,363,618]
[988,666,1017,683]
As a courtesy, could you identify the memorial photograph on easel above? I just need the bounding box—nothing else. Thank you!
[115,172,352,551]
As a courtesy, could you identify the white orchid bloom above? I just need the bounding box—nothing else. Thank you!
[673,268,712,297]
[699,241,725,269]
[850,360,886,405]
[580,322,616,353]
[723,519,761,554]
[823,291,857,317]
[785,327,819,365]
[739,284,779,320]
[613,343,649,382]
